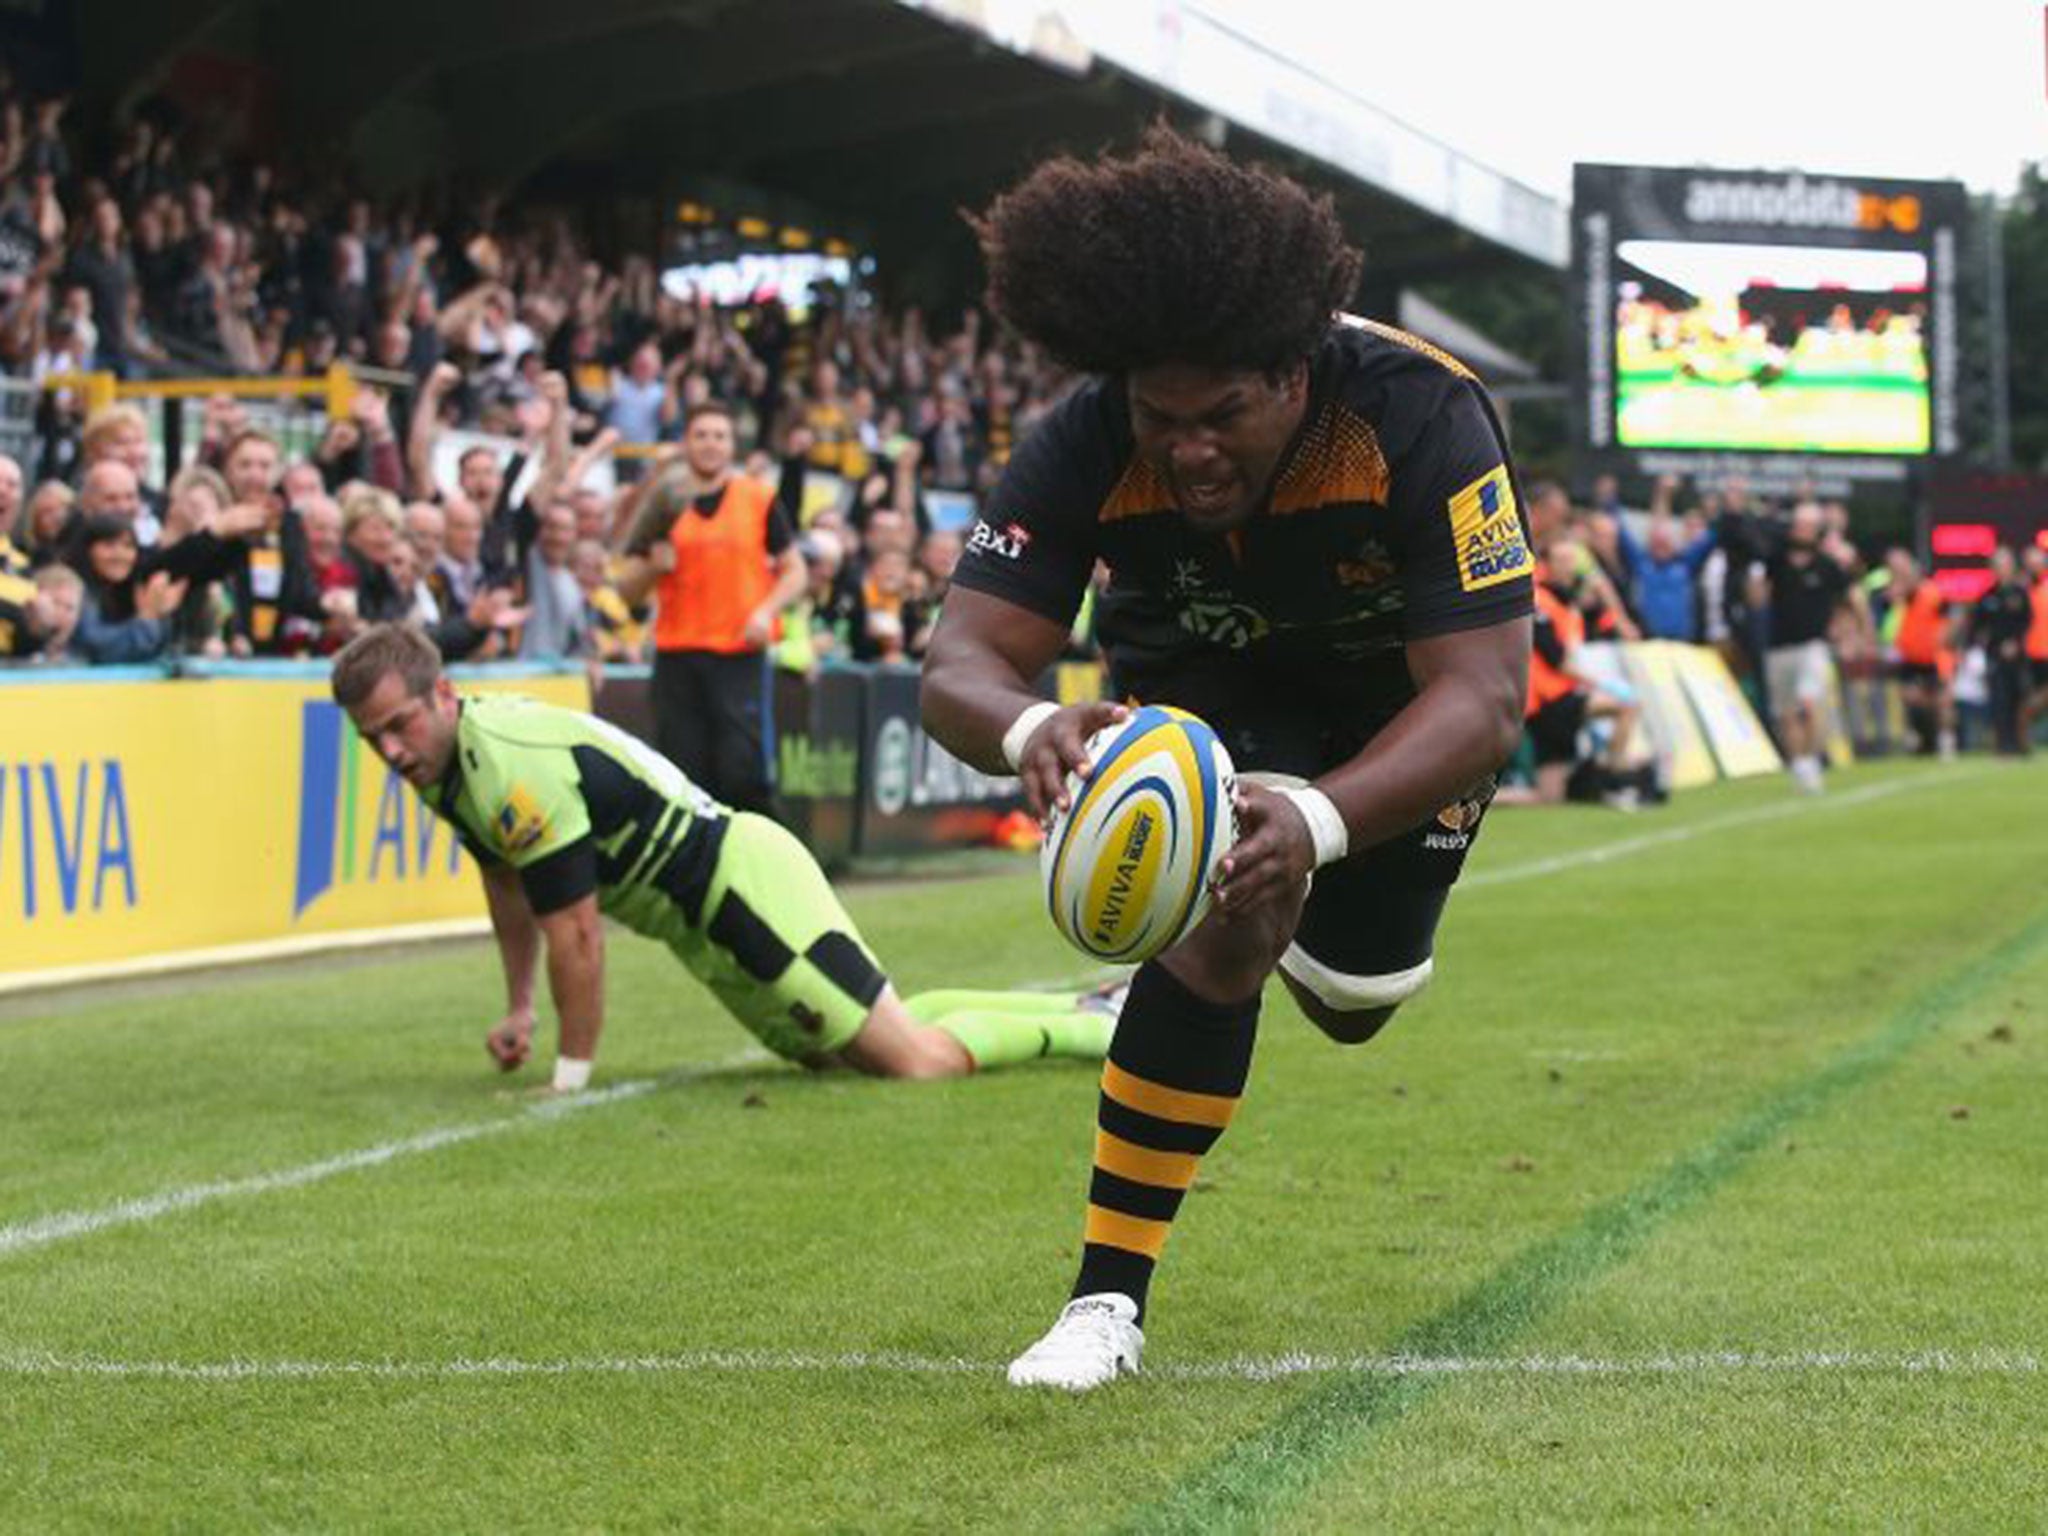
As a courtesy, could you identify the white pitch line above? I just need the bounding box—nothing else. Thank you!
[1464,770,1974,891]
[0,1347,2034,1383]
[0,769,1976,1266]
[0,1049,769,1262]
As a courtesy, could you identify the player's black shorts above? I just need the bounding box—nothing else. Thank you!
[2031,659,2048,691]
[1894,661,1942,689]
[1526,691,1589,766]
[1123,657,1497,1012]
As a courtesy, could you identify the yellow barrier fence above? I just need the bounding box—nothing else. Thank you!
[0,668,586,990]
[41,364,359,423]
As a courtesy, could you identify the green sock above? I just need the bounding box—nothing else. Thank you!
[929,1007,1114,1070]
[902,988,1080,1025]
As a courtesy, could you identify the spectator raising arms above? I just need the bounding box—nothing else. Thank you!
[1604,475,1717,642]
[1760,502,1863,791]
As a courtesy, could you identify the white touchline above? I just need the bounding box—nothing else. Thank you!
[0,1348,2034,1382]
[0,1048,770,1262]
[1464,770,1971,891]
[0,769,1976,1267]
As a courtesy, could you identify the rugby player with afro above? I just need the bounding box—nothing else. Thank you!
[922,125,1534,1389]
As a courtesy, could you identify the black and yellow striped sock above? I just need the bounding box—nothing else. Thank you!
[1071,962,1259,1322]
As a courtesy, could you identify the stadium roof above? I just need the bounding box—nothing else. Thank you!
[92,0,1564,324]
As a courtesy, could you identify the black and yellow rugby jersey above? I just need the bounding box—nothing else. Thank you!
[950,317,1534,724]
[421,693,727,935]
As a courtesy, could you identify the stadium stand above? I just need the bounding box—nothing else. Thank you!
[0,37,2034,806]
[0,71,1065,673]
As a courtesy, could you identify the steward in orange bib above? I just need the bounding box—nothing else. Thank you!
[619,401,807,815]
[2023,545,2048,749]
[1886,552,1956,757]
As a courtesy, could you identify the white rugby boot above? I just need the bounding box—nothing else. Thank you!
[1006,1293,1144,1390]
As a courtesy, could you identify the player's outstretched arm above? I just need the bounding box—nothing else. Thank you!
[920,586,1126,818]
[479,861,540,1071]
[1328,616,1528,843]
[1214,616,1528,916]
[535,893,606,1090]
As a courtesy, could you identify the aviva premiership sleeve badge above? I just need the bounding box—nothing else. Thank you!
[494,783,551,855]
[1447,466,1532,592]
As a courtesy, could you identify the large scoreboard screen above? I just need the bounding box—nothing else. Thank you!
[1573,165,1968,476]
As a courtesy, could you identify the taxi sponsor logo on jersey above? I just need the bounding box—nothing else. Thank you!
[495,783,549,854]
[1447,467,1531,593]
[967,518,1032,562]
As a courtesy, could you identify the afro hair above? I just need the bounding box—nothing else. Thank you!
[970,124,1362,375]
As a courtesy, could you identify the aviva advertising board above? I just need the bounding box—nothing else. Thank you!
[0,671,586,986]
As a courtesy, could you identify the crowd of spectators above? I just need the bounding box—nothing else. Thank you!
[0,82,1078,677]
[1516,471,2048,802]
[2,80,2042,790]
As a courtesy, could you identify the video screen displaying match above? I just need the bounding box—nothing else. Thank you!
[1613,239,1931,455]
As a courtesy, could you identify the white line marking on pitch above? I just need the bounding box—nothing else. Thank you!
[1465,770,1975,891]
[0,1049,769,1262]
[0,1348,2033,1382]
[0,769,1975,1266]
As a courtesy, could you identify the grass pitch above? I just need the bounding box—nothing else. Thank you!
[3,758,2045,1532]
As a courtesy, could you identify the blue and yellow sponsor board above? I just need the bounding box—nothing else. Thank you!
[1665,646,1783,779]
[0,671,586,983]
[1616,641,1721,791]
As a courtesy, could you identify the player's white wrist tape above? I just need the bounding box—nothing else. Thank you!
[1280,786,1350,868]
[1001,701,1060,771]
[552,1057,593,1092]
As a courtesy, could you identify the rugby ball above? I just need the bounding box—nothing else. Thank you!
[1041,705,1236,964]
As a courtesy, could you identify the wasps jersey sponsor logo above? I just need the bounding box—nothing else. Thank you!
[1447,466,1531,593]
[1425,775,1497,852]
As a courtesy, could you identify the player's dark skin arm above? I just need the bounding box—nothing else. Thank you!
[1213,615,1531,917]
[920,585,1128,814]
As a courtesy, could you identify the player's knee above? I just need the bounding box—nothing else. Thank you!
[1278,946,1434,1047]
[841,1000,975,1081]
[1301,998,1400,1045]
[1171,887,1304,999]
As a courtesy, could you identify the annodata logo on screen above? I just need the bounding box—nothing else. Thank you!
[1680,174,1921,234]
[293,702,463,918]
[1571,163,1966,462]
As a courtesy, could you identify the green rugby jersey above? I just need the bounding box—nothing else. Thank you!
[421,693,728,940]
